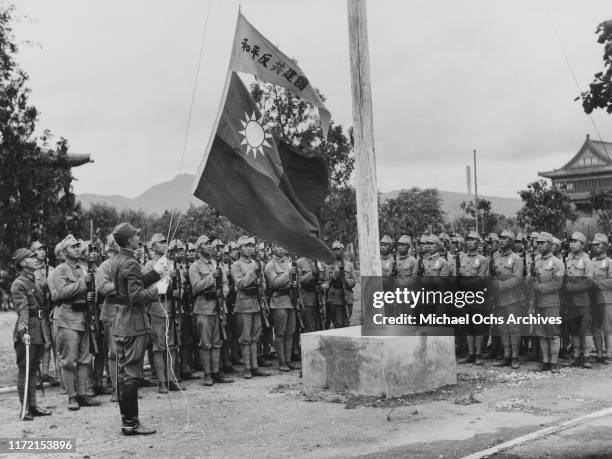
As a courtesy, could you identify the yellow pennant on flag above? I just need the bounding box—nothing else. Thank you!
[229,11,331,139]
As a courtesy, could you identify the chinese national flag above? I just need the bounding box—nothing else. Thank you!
[192,72,333,263]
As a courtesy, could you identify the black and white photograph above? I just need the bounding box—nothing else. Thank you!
[2,0,612,457]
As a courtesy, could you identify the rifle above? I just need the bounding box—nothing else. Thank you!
[86,241,101,355]
[339,257,350,323]
[256,259,271,328]
[417,239,425,277]
[215,253,229,341]
[290,255,305,332]
[453,242,461,281]
[313,259,325,329]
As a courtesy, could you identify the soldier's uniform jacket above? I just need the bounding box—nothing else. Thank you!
[530,252,564,308]
[381,254,395,278]
[110,248,160,337]
[96,257,117,323]
[296,257,322,308]
[396,254,418,289]
[189,256,227,315]
[423,252,450,277]
[54,260,88,331]
[592,256,612,306]
[491,250,525,306]
[144,256,177,318]
[32,264,53,342]
[564,251,594,308]
[448,251,468,276]
[231,256,260,313]
[323,259,356,306]
[265,256,293,309]
[11,273,45,344]
[458,252,489,288]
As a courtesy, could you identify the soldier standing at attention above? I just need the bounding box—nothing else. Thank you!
[565,231,595,368]
[55,235,99,410]
[530,232,564,372]
[296,256,324,333]
[110,222,164,435]
[591,233,612,363]
[380,235,395,289]
[11,248,53,420]
[491,230,525,370]
[323,241,356,329]
[395,235,418,290]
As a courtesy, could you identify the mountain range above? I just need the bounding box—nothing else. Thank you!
[76,173,522,218]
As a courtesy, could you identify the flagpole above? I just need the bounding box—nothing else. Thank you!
[347,1,381,279]
[473,149,479,234]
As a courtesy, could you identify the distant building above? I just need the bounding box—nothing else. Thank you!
[538,134,612,204]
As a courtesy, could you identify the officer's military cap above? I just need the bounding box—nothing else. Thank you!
[59,234,80,253]
[380,235,393,244]
[30,241,45,252]
[237,236,255,247]
[113,222,140,247]
[149,233,167,245]
[536,232,553,243]
[592,233,609,245]
[195,235,211,249]
[500,230,515,240]
[12,248,33,267]
[466,231,481,241]
[488,232,499,241]
[571,231,587,244]
[552,237,562,247]
[332,241,344,250]
[397,235,411,245]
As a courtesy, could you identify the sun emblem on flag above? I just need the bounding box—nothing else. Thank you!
[238,111,273,158]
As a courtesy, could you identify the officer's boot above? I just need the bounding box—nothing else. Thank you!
[212,348,233,383]
[459,336,476,364]
[153,352,168,393]
[251,343,268,376]
[241,344,252,379]
[537,338,551,371]
[28,370,51,416]
[285,335,300,369]
[121,380,156,436]
[510,335,521,369]
[16,367,32,420]
[200,349,213,386]
[581,337,592,368]
[76,364,100,407]
[62,367,79,410]
[275,338,288,371]
[550,337,561,373]
[494,335,512,367]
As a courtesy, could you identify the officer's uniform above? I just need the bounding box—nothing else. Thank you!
[565,231,595,365]
[591,233,612,361]
[54,235,94,405]
[323,241,356,328]
[297,257,324,332]
[110,222,160,435]
[11,248,50,419]
[491,230,525,368]
[265,253,295,370]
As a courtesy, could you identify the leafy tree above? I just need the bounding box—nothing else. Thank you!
[580,19,612,114]
[0,5,81,263]
[459,199,509,234]
[320,187,357,247]
[378,188,445,238]
[516,180,575,234]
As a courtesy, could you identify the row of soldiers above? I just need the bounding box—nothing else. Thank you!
[10,223,357,433]
[378,229,612,372]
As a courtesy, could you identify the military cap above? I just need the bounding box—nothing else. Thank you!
[332,240,344,250]
[571,231,587,244]
[12,248,34,267]
[515,232,524,241]
[438,233,450,242]
[113,222,140,247]
[530,231,540,239]
[175,239,185,250]
[30,241,45,252]
[149,233,167,245]
[106,234,116,245]
[195,235,211,249]
[211,239,225,248]
[455,235,465,244]
[488,232,499,241]
[552,237,562,247]
[536,232,553,243]
[54,242,62,259]
[419,235,429,244]
[186,242,196,251]
[228,241,238,250]
[428,234,442,246]
[59,234,80,253]
[237,236,256,247]
[397,235,411,245]
[500,230,515,240]
[380,235,393,244]
[466,231,481,241]
[592,233,609,245]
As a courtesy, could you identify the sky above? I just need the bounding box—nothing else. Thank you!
[8,0,612,199]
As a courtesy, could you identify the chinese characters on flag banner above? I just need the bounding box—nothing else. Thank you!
[229,11,331,139]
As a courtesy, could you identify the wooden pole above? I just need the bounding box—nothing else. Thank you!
[347,0,381,279]
[473,149,479,234]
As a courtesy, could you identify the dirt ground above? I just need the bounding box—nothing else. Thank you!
[2,311,612,458]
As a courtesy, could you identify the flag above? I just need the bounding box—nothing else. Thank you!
[193,72,333,263]
[229,11,331,139]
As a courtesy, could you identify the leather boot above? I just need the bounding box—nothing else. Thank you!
[30,406,51,416]
[276,338,290,372]
[17,367,28,417]
[122,421,157,436]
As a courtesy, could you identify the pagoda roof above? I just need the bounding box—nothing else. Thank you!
[538,134,612,179]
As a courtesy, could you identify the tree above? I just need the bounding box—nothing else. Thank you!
[580,19,612,114]
[459,199,509,234]
[516,180,575,234]
[0,5,82,263]
[320,187,357,246]
[378,188,445,238]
